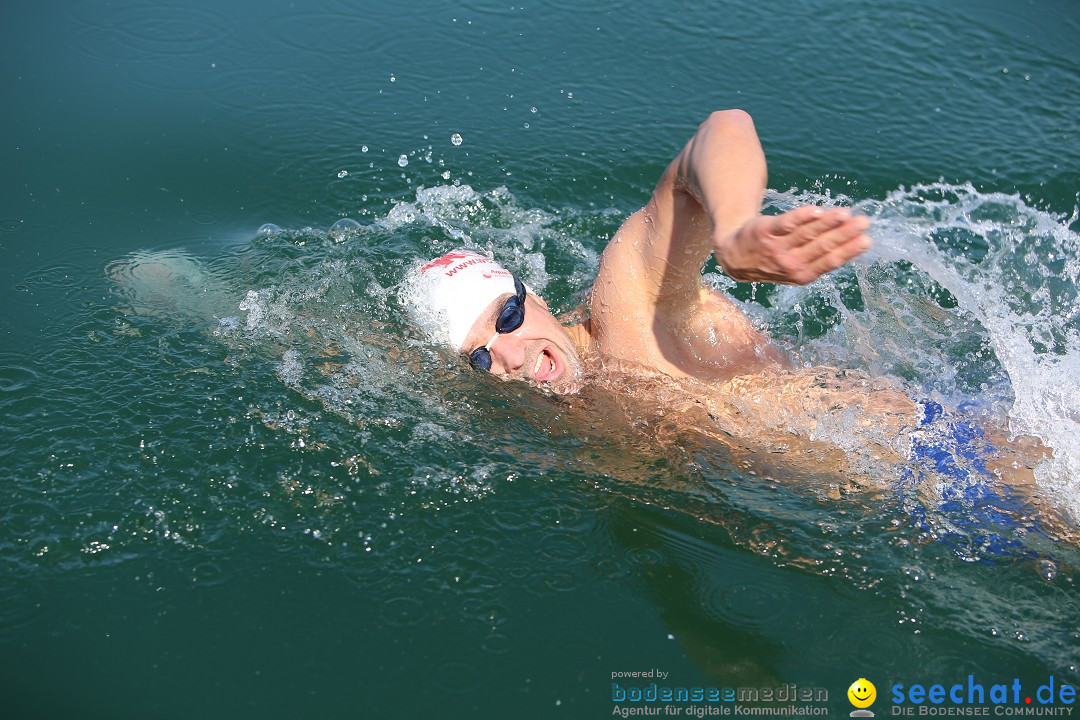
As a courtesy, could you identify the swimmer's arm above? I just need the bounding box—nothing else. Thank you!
[635,110,873,290]
[671,108,769,272]
[605,110,764,301]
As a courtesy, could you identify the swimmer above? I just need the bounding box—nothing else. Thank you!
[409,107,911,425]
[408,110,1067,542]
[410,110,871,393]
[408,110,935,479]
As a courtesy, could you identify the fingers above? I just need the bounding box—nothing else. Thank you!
[774,207,862,247]
[771,205,827,236]
[798,229,872,281]
[734,206,872,284]
[770,209,871,283]
[786,210,869,257]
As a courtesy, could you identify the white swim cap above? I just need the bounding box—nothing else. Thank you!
[410,249,517,351]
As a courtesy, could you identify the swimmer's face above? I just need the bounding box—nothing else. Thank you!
[461,291,585,394]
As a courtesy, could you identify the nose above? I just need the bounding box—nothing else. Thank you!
[488,332,528,375]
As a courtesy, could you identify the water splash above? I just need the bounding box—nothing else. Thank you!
[863,184,1080,521]
[758,183,1080,520]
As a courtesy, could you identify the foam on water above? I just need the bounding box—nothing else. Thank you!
[755,183,1080,521]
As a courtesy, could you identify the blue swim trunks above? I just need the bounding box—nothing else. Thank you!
[899,400,1035,561]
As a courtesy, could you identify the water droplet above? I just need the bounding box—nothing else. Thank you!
[390,74,397,82]
[328,218,361,242]
[523,123,530,129]
[450,133,463,146]
[337,169,348,178]
[441,170,451,180]
[256,223,282,238]
[530,106,537,113]
[398,154,409,167]
[361,145,369,153]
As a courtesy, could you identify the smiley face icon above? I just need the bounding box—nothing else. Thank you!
[848,678,876,709]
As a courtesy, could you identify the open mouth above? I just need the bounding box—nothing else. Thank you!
[531,346,559,382]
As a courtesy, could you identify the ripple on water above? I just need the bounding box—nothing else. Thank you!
[189,560,231,589]
[66,5,232,77]
[590,556,631,580]
[380,595,429,627]
[435,556,502,596]
[704,580,784,633]
[2,498,65,552]
[451,533,503,562]
[190,210,218,226]
[0,361,38,395]
[11,261,96,314]
[66,1,233,56]
[460,599,511,630]
[544,493,601,534]
[523,569,579,596]
[538,533,589,563]
[484,505,541,534]
[65,3,241,96]
[625,546,664,568]
[261,11,400,57]
[480,632,513,655]
[201,75,356,150]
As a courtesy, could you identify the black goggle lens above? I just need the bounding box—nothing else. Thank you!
[468,276,526,373]
[469,347,493,371]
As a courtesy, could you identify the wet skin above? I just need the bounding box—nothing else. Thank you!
[460,291,588,395]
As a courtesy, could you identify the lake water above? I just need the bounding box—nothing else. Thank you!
[2,0,1079,717]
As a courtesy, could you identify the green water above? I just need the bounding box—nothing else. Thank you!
[3,1,1079,718]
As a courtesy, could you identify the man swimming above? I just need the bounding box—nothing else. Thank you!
[410,110,874,395]
[104,109,1067,548]
[408,110,1069,545]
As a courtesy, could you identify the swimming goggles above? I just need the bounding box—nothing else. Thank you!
[468,275,526,372]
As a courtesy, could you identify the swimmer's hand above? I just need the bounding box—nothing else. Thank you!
[714,206,872,285]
